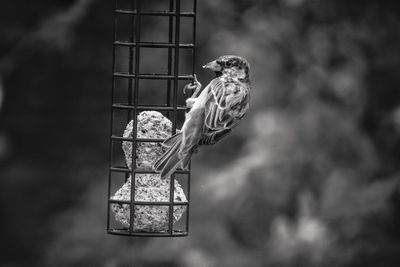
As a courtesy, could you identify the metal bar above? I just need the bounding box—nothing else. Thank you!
[166,0,174,120]
[108,230,188,237]
[169,0,181,235]
[107,229,132,236]
[172,0,180,138]
[111,135,165,142]
[109,199,189,205]
[186,171,191,233]
[125,0,136,183]
[110,166,190,174]
[113,72,193,80]
[115,10,195,17]
[114,41,194,49]
[112,103,187,111]
[107,0,119,232]
[191,0,197,84]
[129,0,141,233]
[186,0,197,236]
[127,1,135,119]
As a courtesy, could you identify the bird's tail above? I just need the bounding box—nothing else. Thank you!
[153,132,185,179]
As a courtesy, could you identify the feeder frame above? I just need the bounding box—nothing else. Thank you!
[107,0,197,237]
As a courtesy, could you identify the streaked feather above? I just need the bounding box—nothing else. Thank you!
[205,77,249,130]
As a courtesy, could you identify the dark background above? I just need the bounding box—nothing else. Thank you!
[1,0,400,266]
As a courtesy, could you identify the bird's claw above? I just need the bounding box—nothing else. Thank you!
[183,74,201,95]
[183,83,197,94]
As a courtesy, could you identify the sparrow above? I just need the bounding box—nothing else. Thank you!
[153,55,251,179]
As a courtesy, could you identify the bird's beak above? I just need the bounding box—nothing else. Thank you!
[202,60,221,72]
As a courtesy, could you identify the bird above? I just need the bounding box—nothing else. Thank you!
[153,55,251,179]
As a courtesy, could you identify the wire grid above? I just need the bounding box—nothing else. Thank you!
[107,0,197,237]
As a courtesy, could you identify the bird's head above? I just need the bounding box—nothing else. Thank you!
[203,55,250,82]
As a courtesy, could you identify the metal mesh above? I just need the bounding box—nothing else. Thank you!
[107,0,196,237]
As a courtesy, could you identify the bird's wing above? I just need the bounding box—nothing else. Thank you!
[209,78,227,109]
[205,78,249,130]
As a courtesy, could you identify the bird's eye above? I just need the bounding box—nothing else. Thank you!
[226,61,232,67]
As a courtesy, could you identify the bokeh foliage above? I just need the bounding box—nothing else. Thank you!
[1,0,400,266]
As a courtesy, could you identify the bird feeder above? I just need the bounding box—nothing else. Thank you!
[107,0,197,237]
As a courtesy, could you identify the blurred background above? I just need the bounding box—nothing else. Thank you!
[1,0,400,266]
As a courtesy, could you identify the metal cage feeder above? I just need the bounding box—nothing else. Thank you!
[107,0,197,237]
